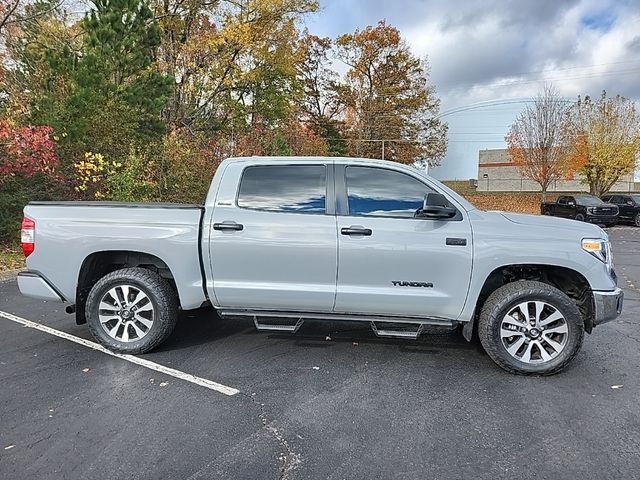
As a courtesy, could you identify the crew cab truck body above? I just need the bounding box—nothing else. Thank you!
[541,195,619,227]
[18,157,623,374]
[600,194,640,227]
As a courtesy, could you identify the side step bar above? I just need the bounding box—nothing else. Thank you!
[370,322,423,340]
[253,316,304,333]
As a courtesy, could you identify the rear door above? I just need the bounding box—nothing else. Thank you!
[333,165,472,320]
[617,196,633,220]
[209,161,338,312]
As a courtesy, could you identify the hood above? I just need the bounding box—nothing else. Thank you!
[497,211,606,237]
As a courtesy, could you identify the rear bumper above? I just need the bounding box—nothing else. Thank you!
[17,271,67,302]
[593,288,623,326]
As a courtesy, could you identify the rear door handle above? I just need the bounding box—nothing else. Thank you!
[213,221,244,231]
[341,226,372,236]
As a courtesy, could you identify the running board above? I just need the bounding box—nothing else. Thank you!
[370,322,423,340]
[253,317,304,333]
[219,309,454,327]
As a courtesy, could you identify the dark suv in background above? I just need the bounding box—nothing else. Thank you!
[541,194,619,227]
[601,194,640,227]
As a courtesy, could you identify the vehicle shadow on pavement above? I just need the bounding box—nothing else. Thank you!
[158,307,483,357]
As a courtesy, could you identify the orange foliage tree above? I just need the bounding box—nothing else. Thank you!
[505,86,572,201]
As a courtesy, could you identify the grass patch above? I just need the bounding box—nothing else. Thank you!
[0,246,24,272]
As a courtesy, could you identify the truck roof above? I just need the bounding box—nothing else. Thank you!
[221,155,428,170]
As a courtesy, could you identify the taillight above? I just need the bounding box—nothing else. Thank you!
[21,217,35,257]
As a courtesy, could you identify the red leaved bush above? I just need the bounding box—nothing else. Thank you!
[0,120,60,181]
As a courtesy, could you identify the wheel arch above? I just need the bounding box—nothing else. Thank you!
[463,263,594,341]
[75,250,178,325]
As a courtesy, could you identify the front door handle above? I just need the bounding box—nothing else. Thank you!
[213,221,244,231]
[341,226,372,236]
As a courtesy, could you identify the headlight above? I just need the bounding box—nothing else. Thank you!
[582,238,612,266]
[587,207,595,214]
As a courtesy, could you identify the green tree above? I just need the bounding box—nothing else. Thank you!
[77,0,173,137]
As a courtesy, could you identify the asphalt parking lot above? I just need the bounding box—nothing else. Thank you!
[1,227,640,480]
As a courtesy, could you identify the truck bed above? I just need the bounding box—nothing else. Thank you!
[22,201,208,310]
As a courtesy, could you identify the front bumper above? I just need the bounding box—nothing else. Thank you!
[17,271,66,302]
[586,215,618,225]
[593,287,623,325]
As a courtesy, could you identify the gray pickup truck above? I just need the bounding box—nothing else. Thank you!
[18,156,623,375]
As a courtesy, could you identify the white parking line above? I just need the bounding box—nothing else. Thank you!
[0,310,240,396]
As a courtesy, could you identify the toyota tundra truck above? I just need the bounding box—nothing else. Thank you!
[17,156,623,375]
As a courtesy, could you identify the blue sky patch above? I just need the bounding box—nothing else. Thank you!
[581,12,616,32]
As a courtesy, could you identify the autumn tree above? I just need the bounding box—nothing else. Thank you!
[506,85,572,201]
[152,0,318,138]
[565,91,640,196]
[296,32,345,155]
[335,21,447,165]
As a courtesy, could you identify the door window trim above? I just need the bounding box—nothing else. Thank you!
[335,164,462,221]
[234,163,335,216]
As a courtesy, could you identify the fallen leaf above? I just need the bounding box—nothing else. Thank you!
[352,342,359,346]
[4,444,14,450]
[312,366,320,370]
[159,382,168,387]
[325,336,331,341]
[82,368,90,373]
[611,385,623,389]
[149,378,155,384]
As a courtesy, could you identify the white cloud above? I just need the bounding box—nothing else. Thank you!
[310,0,640,178]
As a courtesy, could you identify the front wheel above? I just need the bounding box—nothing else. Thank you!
[478,280,584,375]
[85,267,178,354]
[575,213,585,222]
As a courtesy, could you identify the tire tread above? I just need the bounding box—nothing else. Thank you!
[85,267,178,354]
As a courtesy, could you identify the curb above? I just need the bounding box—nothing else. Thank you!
[0,268,24,283]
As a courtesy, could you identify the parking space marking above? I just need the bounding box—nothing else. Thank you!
[0,310,240,396]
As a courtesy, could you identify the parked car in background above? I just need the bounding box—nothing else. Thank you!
[541,195,618,227]
[600,194,640,227]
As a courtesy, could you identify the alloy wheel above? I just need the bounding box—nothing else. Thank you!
[500,301,569,364]
[98,284,155,342]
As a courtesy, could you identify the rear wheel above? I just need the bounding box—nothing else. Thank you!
[634,213,640,227]
[85,267,178,354]
[478,280,584,375]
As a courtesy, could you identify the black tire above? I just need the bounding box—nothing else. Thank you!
[575,213,585,222]
[85,267,178,354]
[634,213,640,227]
[478,280,584,375]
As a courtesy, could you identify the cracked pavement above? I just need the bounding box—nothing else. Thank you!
[1,226,640,479]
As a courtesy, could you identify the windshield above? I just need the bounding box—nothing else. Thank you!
[630,195,640,204]
[575,195,605,206]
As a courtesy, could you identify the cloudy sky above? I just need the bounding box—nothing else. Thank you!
[305,0,640,179]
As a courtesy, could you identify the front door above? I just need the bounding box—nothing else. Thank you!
[210,162,337,312]
[334,165,473,320]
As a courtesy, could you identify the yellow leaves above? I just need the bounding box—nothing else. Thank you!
[73,151,122,199]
